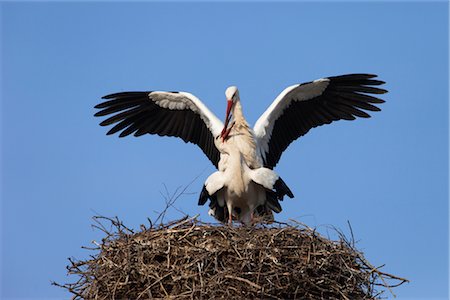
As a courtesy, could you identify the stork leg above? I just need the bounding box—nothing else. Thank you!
[248,204,257,225]
[227,203,233,225]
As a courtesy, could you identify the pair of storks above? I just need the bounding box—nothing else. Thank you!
[94,74,386,224]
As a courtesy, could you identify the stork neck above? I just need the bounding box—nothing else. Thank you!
[232,101,245,123]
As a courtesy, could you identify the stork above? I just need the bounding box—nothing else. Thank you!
[94,74,386,224]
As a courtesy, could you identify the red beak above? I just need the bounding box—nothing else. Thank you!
[221,100,233,139]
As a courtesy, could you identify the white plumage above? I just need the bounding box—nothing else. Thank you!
[95,74,386,224]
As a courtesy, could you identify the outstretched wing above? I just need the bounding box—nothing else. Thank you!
[94,91,224,167]
[253,74,387,168]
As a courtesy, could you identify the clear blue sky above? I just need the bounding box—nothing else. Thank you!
[1,2,448,299]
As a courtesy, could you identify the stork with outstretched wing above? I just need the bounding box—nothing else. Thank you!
[94,74,386,224]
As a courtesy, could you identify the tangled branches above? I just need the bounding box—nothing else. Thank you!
[54,216,407,299]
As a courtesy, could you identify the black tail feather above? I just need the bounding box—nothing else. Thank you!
[274,177,294,200]
[198,185,227,223]
[198,185,209,206]
[265,190,282,213]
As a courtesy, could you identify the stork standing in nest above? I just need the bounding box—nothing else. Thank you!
[94,74,386,224]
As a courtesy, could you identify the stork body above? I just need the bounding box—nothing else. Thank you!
[94,74,386,224]
[206,96,280,223]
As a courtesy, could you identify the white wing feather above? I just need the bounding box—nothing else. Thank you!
[253,79,330,161]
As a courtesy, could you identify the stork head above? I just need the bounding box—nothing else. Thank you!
[221,86,239,141]
[225,86,239,101]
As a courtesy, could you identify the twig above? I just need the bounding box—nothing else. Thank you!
[225,275,262,290]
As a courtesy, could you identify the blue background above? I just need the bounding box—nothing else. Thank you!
[1,2,448,299]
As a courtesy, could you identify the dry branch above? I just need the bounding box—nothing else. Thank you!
[54,216,407,299]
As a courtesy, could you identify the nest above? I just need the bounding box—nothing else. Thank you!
[54,216,407,299]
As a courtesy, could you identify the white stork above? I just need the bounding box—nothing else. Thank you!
[95,74,386,224]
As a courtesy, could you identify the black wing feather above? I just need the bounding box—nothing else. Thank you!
[263,74,386,168]
[95,92,221,168]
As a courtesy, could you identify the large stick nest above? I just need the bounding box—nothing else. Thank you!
[55,216,407,299]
